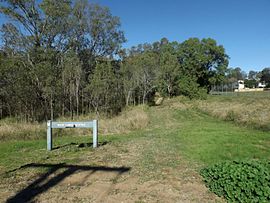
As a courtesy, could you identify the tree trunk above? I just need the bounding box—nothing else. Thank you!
[50,92,53,121]
[81,90,84,115]
[76,81,79,117]
[69,93,72,119]
[126,90,131,106]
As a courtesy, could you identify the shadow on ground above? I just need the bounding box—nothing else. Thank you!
[6,163,130,203]
[53,141,109,150]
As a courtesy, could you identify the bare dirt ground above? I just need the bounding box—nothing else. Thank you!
[1,139,221,203]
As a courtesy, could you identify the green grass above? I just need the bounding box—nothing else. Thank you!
[0,96,270,179]
[0,134,120,173]
[171,109,270,165]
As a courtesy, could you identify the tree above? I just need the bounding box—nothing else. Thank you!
[260,68,270,87]
[248,70,258,80]
[86,61,124,115]
[61,51,82,118]
[0,23,27,54]
[136,52,158,104]
[121,48,158,105]
[177,38,229,93]
[244,79,256,88]
[69,0,127,83]
[157,46,180,97]
[120,56,139,106]
[71,1,126,56]
[243,70,258,88]
[226,67,246,82]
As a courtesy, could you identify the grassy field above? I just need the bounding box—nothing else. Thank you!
[195,91,270,130]
[0,93,270,202]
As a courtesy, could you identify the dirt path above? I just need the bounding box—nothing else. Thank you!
[2,142,219,202]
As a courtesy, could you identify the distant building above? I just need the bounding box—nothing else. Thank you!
[258,82,266,88]
[233,80,245,90]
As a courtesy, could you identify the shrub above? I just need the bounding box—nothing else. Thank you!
[179,77,207,99]
[200,160,270,202]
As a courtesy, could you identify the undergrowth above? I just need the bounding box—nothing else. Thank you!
[0,105,149,141]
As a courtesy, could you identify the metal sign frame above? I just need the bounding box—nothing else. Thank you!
[47,120,98,151]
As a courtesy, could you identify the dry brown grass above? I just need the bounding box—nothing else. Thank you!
[0,105,149,140]
[0,120,45,140]
[99,105,149,134]
[194,93,270,130]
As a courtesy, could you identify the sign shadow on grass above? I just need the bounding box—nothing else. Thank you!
[6,163,130,203]
[53,141,109,150]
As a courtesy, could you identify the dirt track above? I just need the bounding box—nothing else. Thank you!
[1,139,221,203]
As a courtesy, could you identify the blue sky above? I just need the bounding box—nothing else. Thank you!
[93,0,270,72]
[0,0,269,72]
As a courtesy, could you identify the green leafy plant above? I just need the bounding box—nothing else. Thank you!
[201,160,270,202]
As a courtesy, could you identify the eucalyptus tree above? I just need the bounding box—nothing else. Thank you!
[86,61,124,115]
[135,51,158,104]
[120,56,139,106]
[60,51,82,118]
[157,49,180,97]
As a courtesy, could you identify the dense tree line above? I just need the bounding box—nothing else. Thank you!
[120,37,229,104]
[0,0,229,121]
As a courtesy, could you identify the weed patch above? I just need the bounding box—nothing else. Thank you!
[201,160,270,202]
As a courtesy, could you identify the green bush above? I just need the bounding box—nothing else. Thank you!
[200,160,270,202]
[179,77,207,99]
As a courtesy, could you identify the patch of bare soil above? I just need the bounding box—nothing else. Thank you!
[1,137,223,203]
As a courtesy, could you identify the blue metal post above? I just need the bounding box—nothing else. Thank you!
[93,120,98,148]
[47,120,52,151]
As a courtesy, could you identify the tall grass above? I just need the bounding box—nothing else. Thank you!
[100,105,149,134]
[194,92,270,130]
[0,105,149,141]
[0,119,45,140]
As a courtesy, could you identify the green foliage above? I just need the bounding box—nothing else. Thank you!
[121,37,226,103]
[260,68,270,85]
[120,50,158,105]
[0,0,126,120]
[226,67,246,82]
[178,75,207,99]
[86,61,124,116]
[157,48,180,97]
[244,79,256,88]
[201,160,270,202]
[178,38,229,91]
